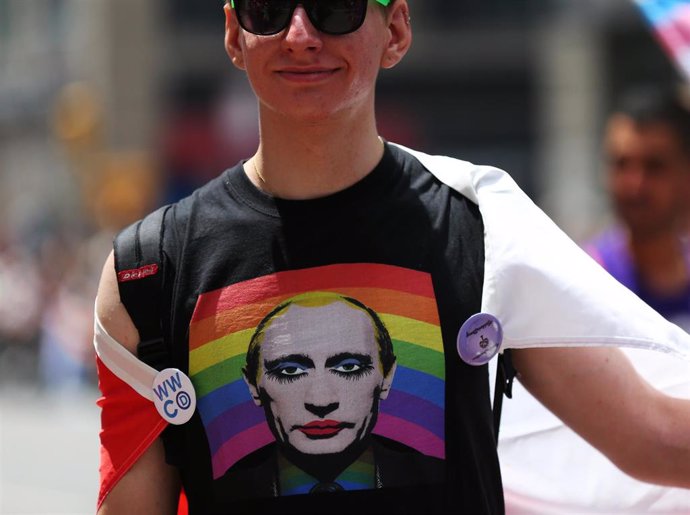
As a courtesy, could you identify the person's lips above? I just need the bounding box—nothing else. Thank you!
[276,66,340,83]
[298,420,347,437]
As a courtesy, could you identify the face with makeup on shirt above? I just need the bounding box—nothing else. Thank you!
[245,298,397,455]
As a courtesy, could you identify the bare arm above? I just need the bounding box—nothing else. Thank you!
[512,346,690,489]
[96,251,181,515]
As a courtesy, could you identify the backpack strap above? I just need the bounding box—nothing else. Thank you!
[493,350,515,445]
[113,205,171,370]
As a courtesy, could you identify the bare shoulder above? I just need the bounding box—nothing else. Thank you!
[96,250,140,354]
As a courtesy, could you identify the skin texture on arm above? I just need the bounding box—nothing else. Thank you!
[513,346,690,489]
[96,251,181,515]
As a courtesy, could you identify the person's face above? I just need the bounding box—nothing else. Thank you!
[246,301,396,455]
[223,1,411,122]
[605,114,690,238]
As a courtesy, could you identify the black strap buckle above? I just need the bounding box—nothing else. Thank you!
[492,350,516,444]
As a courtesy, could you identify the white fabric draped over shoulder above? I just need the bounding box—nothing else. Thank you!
[395,143,690,513]
[396,143,690,360]
[93,305,157,401]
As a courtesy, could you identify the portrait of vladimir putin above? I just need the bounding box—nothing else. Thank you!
[223,291,444,498]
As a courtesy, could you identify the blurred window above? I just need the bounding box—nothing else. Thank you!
[168,0,225,26]
[419,0,560,25]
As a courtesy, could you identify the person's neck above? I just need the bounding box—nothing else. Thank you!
[245,106,385,200]
[628,229,689,296]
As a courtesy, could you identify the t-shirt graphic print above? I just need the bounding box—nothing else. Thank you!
[188,263,446,498]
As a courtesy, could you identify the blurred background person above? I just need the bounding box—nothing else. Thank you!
[499,84,690,514]
[587,85,690,331]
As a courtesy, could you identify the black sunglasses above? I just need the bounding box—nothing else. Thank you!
[231,0,391,36]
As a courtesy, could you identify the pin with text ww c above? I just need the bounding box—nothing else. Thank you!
[152,368,196,425]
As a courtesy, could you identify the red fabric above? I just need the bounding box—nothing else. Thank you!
[178,489,189,515]
[96,356,168,509]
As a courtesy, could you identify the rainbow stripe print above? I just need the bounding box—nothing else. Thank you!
[635,0,690,79]
[188,263,446,479]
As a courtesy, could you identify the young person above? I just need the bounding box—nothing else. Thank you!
[95,2,690,513]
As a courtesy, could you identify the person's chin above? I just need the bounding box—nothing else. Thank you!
[290,433,354,455]
[279,435,371,481]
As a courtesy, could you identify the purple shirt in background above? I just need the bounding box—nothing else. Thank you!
[585,226,690,332]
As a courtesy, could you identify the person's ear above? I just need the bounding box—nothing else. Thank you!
[224,3,246,70]
[380,0,412,70]
[379,361,397,400]
[243,370,262,406]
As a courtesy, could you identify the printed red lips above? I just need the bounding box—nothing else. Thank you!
[298,420,353,438]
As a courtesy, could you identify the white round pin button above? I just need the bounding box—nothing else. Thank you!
[152,368,196,425]
[457,313,503,366]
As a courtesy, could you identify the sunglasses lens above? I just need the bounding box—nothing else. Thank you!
[236,0,294,35]
[312,0,368,35]
[235,0,370,36]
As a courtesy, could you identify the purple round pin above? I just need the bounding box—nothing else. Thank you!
[457,313,503,366]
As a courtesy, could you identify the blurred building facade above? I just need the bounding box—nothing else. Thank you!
[0,0,680,384]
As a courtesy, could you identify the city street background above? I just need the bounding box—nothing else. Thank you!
[0,1,682,513]
[1,383,99,514]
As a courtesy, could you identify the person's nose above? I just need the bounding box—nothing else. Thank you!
[305,402,339,418]
[612,162,645,199]
[282,5,323,53]
[623,166,646,198]
[303,371,339,417]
